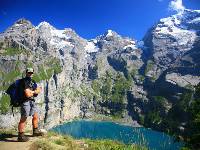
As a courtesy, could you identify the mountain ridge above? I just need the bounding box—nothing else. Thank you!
[0,9,200,147]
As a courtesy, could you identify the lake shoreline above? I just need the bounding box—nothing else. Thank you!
[59,114,142,128]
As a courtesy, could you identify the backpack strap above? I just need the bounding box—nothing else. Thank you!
[18,78,26,104]
[32,79,37,90]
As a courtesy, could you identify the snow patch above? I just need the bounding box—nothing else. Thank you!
[51,29,68,39]
[36,21,53,29]
[49,29,73,48]
[123,44,137,50]
[129,40,136,44]
[160,15,181,26]
[14,24,20,27]
[85,41,99,53]
[106,30,113,37]
[156,15,197,49]
[166,79,177,85]
[194,10,200,13]
[50,39,73,49]
[189,17,200,24]
[157,26,196,47]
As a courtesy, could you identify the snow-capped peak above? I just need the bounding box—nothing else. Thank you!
[36,21,55,30]
[36,21,74,49]
[95,30,121,41]
[159,9,200,29]
[154,9,199,51]
[106,30,114,37]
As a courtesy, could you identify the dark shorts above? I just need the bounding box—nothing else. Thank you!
[20,101,38,117]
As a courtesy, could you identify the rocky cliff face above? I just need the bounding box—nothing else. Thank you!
[0,19,143,129]
[0,8,200,133]
[143,9,200,80]
[141,9,200,103]
[139,9,200,134]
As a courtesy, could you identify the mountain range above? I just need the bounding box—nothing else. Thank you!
[0,8,200,142]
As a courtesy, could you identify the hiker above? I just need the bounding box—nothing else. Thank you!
[18,68,43,142]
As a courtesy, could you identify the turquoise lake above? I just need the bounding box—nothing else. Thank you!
[51,120,183,150]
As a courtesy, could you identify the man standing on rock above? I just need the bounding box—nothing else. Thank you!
[18,68,43,142]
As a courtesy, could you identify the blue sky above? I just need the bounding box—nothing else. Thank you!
[0,0,200,40]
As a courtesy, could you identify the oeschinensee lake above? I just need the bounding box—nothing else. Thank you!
[51,120,184,150]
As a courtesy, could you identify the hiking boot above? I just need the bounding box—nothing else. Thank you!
[33,128,44,136]
[18,132,29,142]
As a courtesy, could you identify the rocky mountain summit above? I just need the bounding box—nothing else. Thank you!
[144,9,200,80]
[0,8,200,138]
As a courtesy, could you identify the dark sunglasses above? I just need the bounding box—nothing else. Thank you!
[27,72,34,74]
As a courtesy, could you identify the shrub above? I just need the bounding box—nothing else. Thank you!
[145,60,154,75]
[110,74,131,103]
[0,94,10,114]
[91,80,101,94]
[2,47,28,56]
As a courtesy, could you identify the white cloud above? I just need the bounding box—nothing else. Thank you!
[169,0,185,13]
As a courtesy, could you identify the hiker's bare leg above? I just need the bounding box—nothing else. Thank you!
[18,117,29,142]
[32,112,38,128]
[18,117,27,133]
[32,112,43,136]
